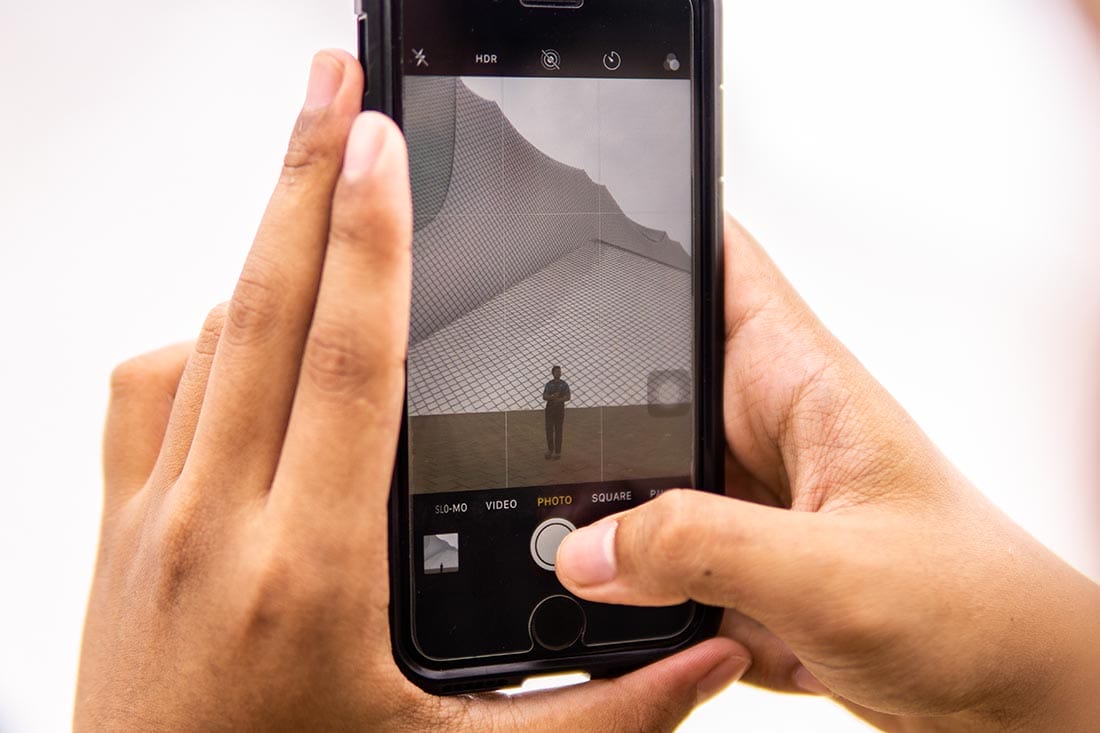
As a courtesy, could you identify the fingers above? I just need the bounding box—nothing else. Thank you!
[720,216,932,509]
[270,113,411,534]
[465,638,752,732]
[837,699,904,731]
[147,304,227,485]
[187,50,365,497]
[1085,0,1100,29]
[556,489,840,625]
[718,610,819,694]
[104,342,192,500]
[719,215,842,496]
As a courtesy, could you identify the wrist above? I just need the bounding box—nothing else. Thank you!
[1030,581,1100,731]
[992,573,1100,732]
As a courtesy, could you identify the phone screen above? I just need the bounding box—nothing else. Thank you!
[399,0,700,663]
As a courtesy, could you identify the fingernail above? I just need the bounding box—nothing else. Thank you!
[304,52,343,110]
[556,520,618,586]
[697,655,751,705]
[343,113,388,182]
[792,664,830,695]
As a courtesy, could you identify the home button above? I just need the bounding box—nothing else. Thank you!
[529,595,586,651]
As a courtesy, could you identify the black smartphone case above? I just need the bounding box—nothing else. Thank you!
[357,0,726,695]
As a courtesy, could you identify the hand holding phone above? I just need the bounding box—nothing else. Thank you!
[75,50,750,732]
[560,217,1100,732]
[75,15,1100,733]
[360,0,726,693]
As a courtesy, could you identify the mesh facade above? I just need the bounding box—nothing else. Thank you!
[406,77,693,416]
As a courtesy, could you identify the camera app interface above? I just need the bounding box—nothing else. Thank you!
[401,0,698,661]
[405,72,692,498]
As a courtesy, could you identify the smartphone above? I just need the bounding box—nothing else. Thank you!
[356,0,724,694]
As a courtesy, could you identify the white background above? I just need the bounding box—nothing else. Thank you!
[1,1,1099,731]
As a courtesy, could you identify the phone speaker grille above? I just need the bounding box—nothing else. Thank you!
[518,0,584,8]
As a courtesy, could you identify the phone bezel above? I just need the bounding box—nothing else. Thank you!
[359,0,725,694]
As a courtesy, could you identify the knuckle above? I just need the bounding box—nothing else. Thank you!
[150,490,207,609]
[241,547,346,646]
[244,555,304,638]
[280,120,336,187]
[109,354,160,397]
[326,211,369,251]
[301,318,404,399]
[195,302,228,357]
[327,204,411,266]
[628,490,697,589]
[108,358,145,395]
[301,320,372,397]
[225,257,286,345]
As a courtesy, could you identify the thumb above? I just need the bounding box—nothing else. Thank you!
[556,489,839,623]
[469,637,752,732]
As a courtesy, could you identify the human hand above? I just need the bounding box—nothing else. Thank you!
[556,218,1100,731]
[1086,0,1100,28]
[74,51,751,731]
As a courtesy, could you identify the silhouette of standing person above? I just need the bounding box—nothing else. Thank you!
[543,365,571,460]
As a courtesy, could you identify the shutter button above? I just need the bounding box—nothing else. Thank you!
[530,518,576,571]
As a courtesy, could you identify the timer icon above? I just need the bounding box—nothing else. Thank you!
[602,50,622,71]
